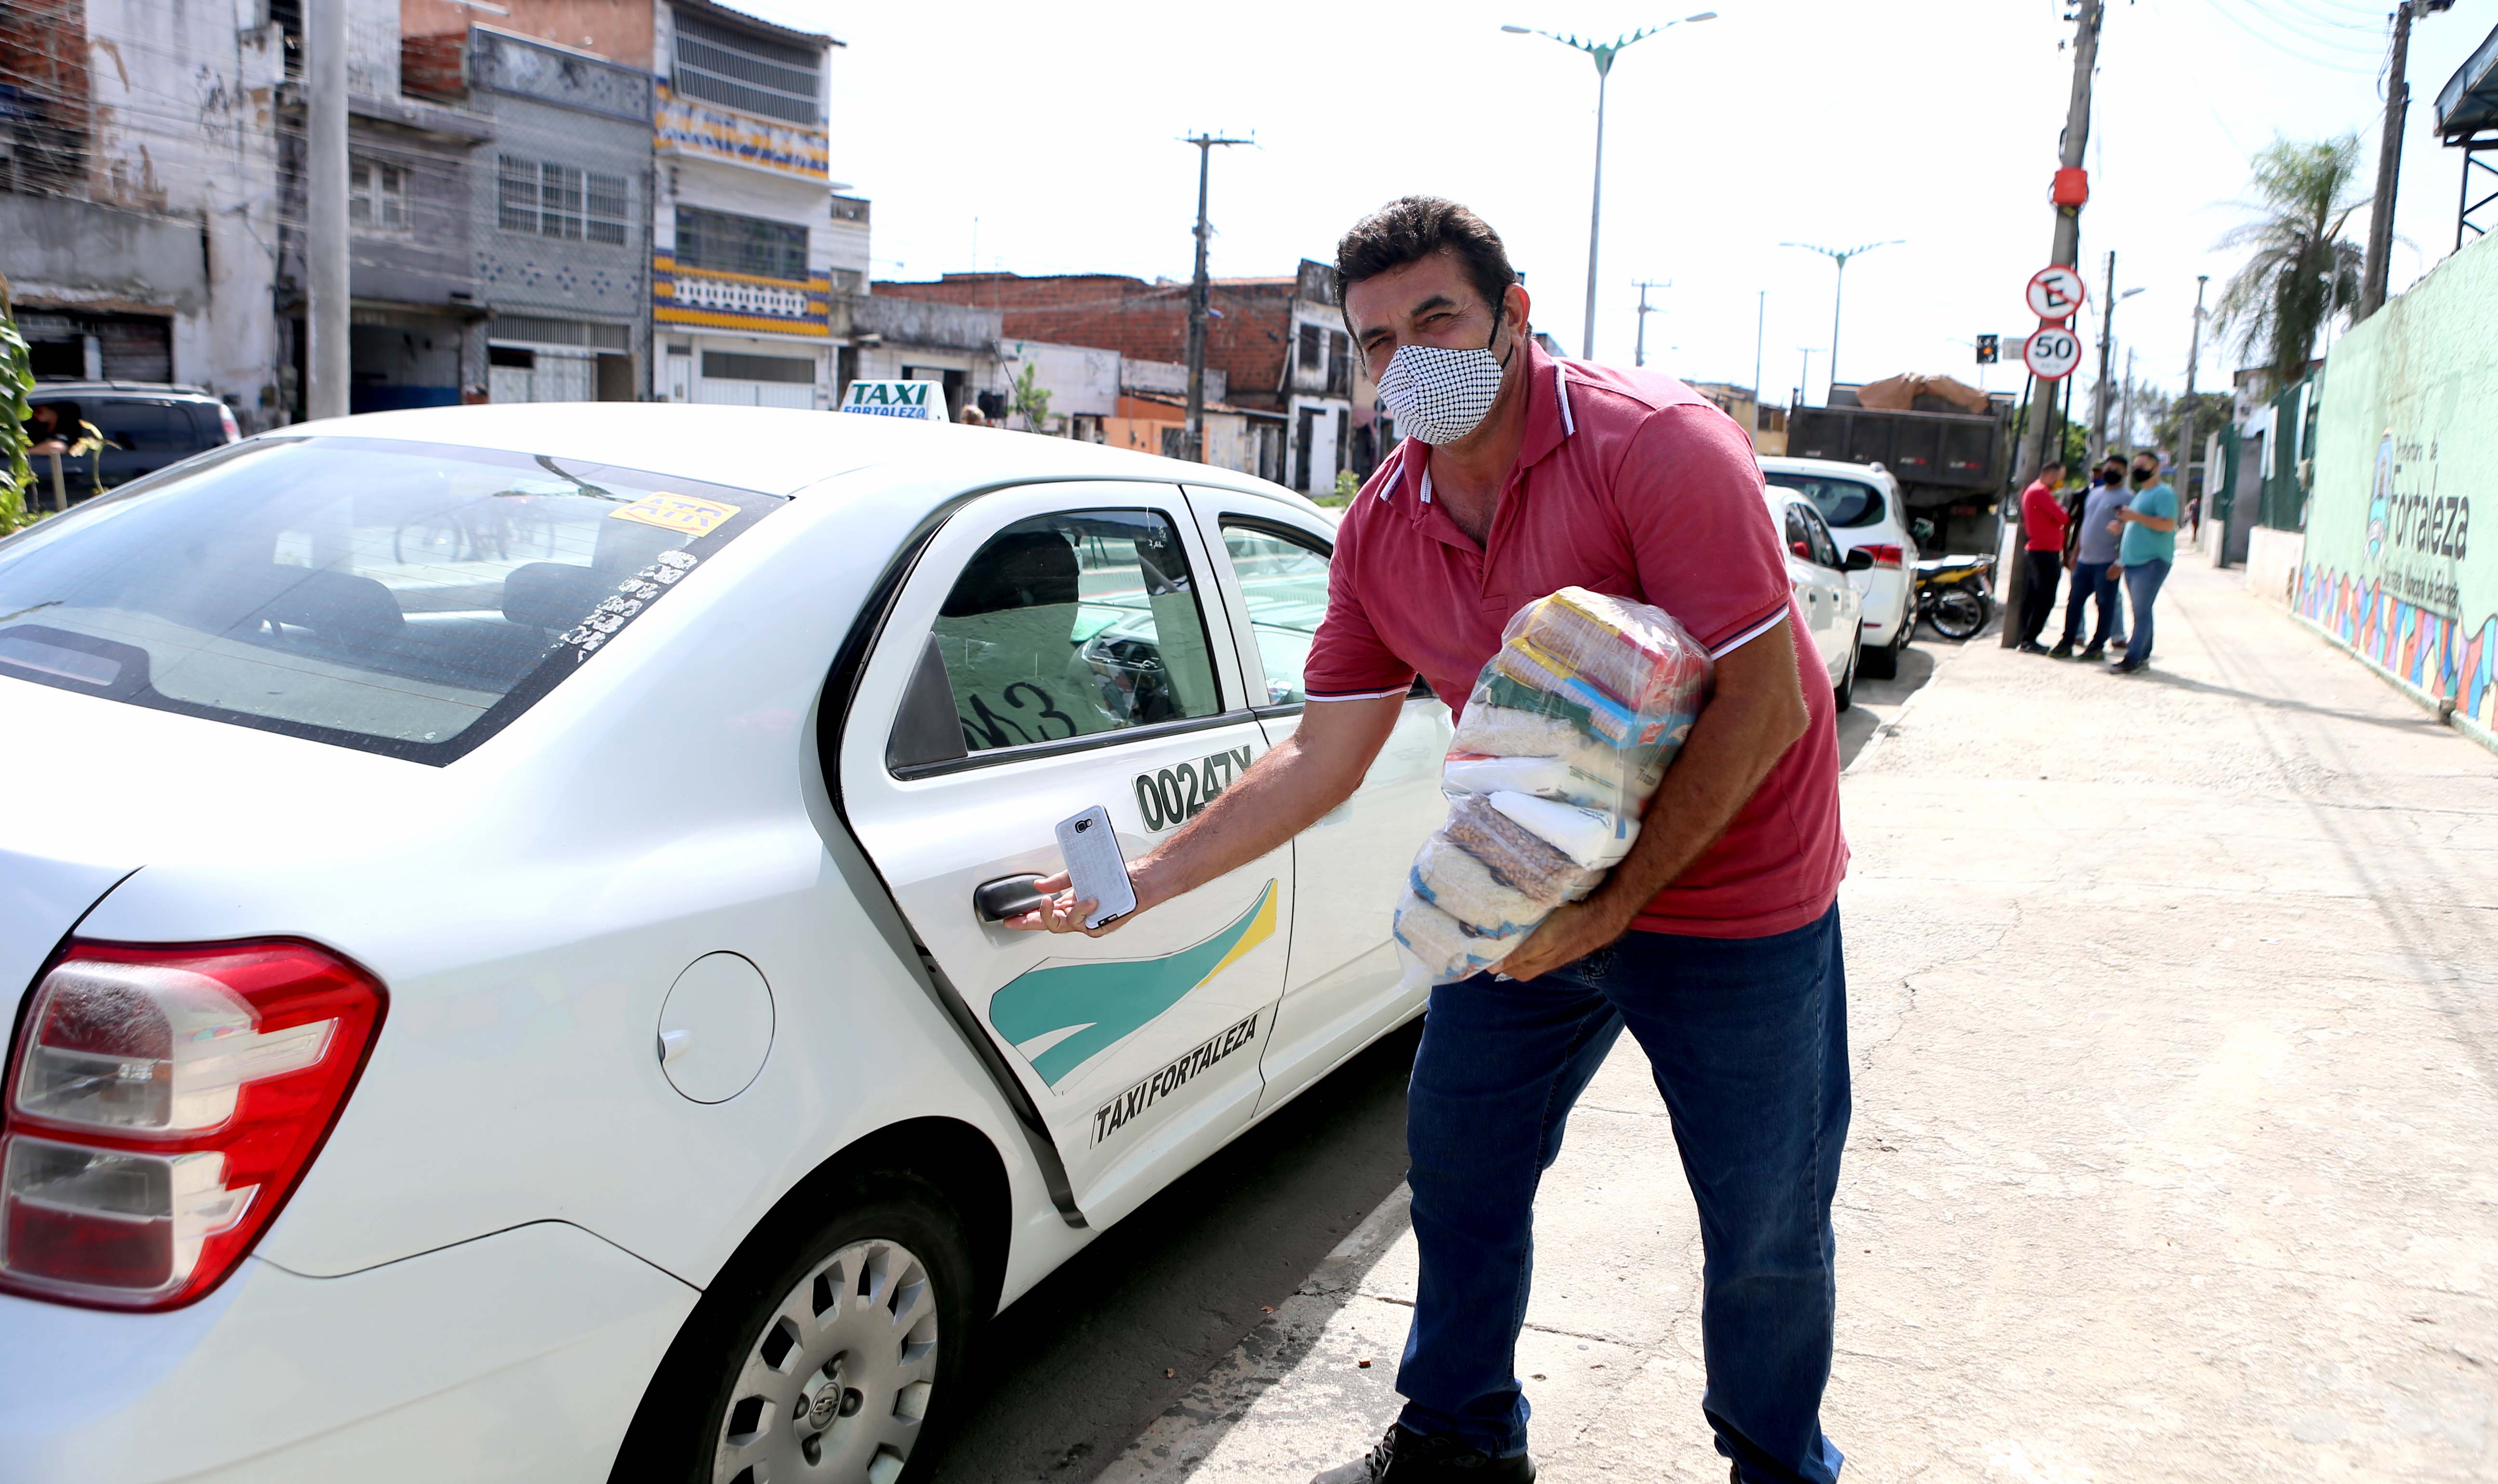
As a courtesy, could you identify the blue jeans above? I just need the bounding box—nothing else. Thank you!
[2122,558,2170,665]
[2059,561,2121,649]
[1396,905,1849,1484]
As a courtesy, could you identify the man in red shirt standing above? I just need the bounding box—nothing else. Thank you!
[1010,199,1848,1484]
[2015,461,2071,652]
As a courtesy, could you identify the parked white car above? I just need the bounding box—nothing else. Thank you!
[1758,455,1915,678]
[1764,487,1868,710]
[0,406,1454,1483]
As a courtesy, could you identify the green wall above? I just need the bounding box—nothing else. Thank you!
[2295,233,2498,742]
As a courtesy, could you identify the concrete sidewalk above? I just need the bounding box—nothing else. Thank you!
[1099,560,2498,1484]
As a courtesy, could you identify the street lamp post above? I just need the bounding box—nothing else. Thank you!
[1780,239,1901,403]
[1504,14,1715,360]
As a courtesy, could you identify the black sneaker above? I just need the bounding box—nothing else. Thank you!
[2017,640,2049,654]
[2047,642,2074,659]
[1311,1424,1536,1483]
[2079,643,2105,661]
[2110,659,2143,674]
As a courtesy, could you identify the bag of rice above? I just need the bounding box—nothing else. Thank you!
[1392,587,1712,987]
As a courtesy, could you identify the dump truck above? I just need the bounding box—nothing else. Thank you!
[1784,375,2015,553]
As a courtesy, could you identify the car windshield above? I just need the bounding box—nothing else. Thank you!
[1765,473,1885,530]
[0,436,783,764]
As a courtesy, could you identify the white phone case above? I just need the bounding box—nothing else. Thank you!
[1055,805,1137,930]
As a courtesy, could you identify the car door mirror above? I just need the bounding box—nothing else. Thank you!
[1844,548,1875,572]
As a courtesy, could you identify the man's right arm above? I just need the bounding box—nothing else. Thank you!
[1002,692,1407,935]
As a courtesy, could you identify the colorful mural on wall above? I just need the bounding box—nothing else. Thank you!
[2296,232,2498,743]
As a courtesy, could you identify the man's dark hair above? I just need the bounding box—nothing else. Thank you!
[1334,197,1517,324]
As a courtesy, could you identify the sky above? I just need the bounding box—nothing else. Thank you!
[736,0,2497,425]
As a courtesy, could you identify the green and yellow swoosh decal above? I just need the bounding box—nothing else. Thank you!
[991,879,1279,1088]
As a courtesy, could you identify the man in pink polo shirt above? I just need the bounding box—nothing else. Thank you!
[1011,198,1848,1484]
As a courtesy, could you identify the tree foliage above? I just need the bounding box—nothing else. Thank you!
[1008,361,1051,433]
[0,272,34,533]
[2213,133,2366,396]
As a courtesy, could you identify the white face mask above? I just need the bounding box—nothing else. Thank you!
[1374,303,1513,446]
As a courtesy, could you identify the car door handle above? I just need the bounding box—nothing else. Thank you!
[974,874,1051,923]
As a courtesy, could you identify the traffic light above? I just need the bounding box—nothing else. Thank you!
[1976,334,2000,365]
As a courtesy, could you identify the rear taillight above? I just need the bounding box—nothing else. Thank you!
[216,405,240,442]
[1,941,385,1311]
[1860,544,1904,568]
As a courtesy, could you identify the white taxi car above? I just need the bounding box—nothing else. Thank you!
[0,407,1455,1483]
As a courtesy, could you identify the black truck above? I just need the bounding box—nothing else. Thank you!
[1784,384,2014,553]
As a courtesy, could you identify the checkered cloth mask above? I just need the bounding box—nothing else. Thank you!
[1375,307,1511,445]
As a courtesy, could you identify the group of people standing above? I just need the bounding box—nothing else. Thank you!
[2013,451,2182,674]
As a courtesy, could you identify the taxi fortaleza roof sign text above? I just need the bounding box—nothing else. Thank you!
[840,380,948,420]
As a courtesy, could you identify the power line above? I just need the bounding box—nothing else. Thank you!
[2192,0,2386,74]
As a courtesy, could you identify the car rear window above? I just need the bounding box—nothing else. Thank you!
[0,436,782,764]
[1764,473,1886,530]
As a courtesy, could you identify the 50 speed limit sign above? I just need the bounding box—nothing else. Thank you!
[2024,322,2084,380]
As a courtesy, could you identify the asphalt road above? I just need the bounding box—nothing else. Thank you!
[921,617,1959,1483]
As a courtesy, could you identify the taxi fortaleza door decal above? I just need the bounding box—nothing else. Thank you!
[987,878,1279,1093]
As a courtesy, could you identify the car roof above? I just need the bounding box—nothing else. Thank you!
[271,402,1318,506]
[1756,454,1895,486]
[29,381,222,400]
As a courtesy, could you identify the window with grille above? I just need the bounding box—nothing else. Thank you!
[499,156,631,244]
[1327,331,1350,394]
[675,206,810,281]
[348,158,409,233]
[671,11,823,124]
[1297,323,1320,370]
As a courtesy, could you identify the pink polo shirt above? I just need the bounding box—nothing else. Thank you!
[1304,340,1846,940]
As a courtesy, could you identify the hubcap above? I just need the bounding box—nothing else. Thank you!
[712,1239,939,1484]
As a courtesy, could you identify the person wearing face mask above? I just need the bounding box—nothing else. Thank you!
[1005,197,1848,1484]
[2109,452,2180,673]
[2049,456,2134,660]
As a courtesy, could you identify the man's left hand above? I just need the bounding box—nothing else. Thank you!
[1496,895,1635,984]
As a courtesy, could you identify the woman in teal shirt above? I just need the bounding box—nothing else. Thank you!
[2109,452,2179,673]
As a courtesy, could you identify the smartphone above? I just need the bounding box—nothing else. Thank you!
[1054,805,1137,931]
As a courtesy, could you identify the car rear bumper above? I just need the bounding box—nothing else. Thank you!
[0,1220,697,1484]
[1856,570,1913,644]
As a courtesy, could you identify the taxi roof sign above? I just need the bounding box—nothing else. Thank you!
[840,380,948,420]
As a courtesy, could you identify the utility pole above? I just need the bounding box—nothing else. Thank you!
[2090,251,2116,465]
[306,0,349,421]
[2359,1,2453,319]
[1798,346,1818,409]
[2003,0,2102,648]
[1752,289,1766,404]
[1183,132,1250,464]
[2179,274,2208,528]
[2121,345,2137,454]
[1632,279,1667,366]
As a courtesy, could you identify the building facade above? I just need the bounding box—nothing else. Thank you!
[650,1,845,408]
[1,0,290,427]
[427,26,656,404]
[872,263,1357,493]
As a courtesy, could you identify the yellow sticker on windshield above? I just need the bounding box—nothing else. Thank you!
[609,492,739,537]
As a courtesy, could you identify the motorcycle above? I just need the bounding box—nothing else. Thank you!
[1914,553,1995,642]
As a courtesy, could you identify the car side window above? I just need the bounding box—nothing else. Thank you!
[1219,522,1331,705]
[1782,504,1814,563]
[1799,505,1844,569]
[934,509,1221,753]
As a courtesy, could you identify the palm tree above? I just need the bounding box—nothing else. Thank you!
[2212,133,2367,396]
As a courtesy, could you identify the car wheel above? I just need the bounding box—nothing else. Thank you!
[1834,634,1859,711]
[618,1175,979,1484]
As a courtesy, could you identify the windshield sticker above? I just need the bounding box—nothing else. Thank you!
[1134,744,1255,831]
[1090,1010,1260,1147]
[557,550,697,663]
[609,492,740,537]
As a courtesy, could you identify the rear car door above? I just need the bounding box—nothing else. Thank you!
[1180,488,1450,1109]
[1780,500,1841,673]
[839,482,1291,1227]
[87,398,215,489]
